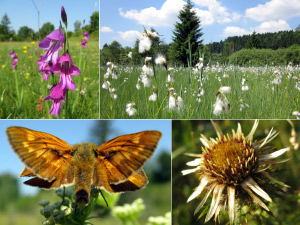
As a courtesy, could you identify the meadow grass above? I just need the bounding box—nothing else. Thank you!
[100,64,300,119]
[0,181,170,225]
[0,37,99,119]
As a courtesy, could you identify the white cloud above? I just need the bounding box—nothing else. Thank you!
[192,0,241,24]
[246,0,300,21]
[100,26,113,32]
[223,26,250,37]
[119,0,185,27]
[193,8,214,26]
[223,19,291,38]
[118,30,141,42]
[255,20,291,33]
[119,0,241,28]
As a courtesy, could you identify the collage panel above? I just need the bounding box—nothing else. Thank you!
[1,119,171,224]
[0,1,99,119]
[100,0,300,119]
[172,120,300,224]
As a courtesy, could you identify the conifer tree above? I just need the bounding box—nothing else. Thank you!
[172,0,203,66]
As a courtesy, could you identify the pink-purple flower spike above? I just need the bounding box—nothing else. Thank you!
[37,6,81,117]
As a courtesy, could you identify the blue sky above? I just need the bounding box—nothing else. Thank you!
[0,0,98,32]
[100,0,300,48]
[0,119,171,195]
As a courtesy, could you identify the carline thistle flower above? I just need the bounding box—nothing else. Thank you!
[182,120,290,224]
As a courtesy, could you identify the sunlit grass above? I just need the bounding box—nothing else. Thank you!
[100,65,300,119]
[0,38,99,119]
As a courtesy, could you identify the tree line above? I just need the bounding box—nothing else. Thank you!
[208,30,300,53]
[0,12,99,41]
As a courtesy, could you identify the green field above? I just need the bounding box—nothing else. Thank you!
[0,38,99,119]
[100,64,300,119]
[0,182,170,225]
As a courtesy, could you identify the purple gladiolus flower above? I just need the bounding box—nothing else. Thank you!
[44,85,66,115]
[83,32,89,40]
[37,55,52,80]
[37,55,48,72]
[81,40,87,48]
[52,53,80,90]
[39,29,64,64]
[9,50,19,69]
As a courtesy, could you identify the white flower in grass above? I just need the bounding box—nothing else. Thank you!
[112,72,120,79]
[155,55,167,68]
[213,94,229,116]
[218,86,231,94]
[139,35,151,53]
[168,89,184,113]
[142,64,154,76]
[136,78,141,90]
[168,94,176,111]
[242,85,249,91]
[145,57,152,63]
[149,92,157,101]
[126,102,136,116]
[182,120,290,224]
[109,88,117,100]
[167,74,174,83]
[128,51,132,58]
[291,111,300,119]
[102,80,110,89]
[104,72,110,79]
[141,75,151,87]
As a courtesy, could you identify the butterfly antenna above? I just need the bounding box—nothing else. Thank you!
[99,189,109,207]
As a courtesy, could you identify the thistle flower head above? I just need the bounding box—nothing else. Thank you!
[182,120,290,224]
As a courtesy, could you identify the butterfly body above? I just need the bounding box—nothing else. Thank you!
[72,143,98,205]
[6,127,162,206]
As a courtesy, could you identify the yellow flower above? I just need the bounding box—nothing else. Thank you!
[31,41,35,45]
[23,50,27,54]
[76,43,80,46]
[25,73,30,80]
[22,46,27,50]
[28,56,33,59]
[2,64,6,69]
[82,37,85,40]
[84,77,88,81]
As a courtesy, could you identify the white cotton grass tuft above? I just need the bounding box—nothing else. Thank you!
[109,88,117,100]
[217,86,231,94]
[213,95,230,116]
[168,89,184,114]
[139,35,152,53]
[126,102,137,116]
[102,80,110,89]
[155,55,167,67]
[149,92,157,101]
[182,120,290,224]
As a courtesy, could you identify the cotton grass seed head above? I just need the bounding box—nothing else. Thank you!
[182,120,290,224]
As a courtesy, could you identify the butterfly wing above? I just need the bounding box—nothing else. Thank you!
[93,131,161,192]
[7,126,74,189]
[109,169,148,192]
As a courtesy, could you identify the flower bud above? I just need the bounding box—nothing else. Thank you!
[61,6,68,27]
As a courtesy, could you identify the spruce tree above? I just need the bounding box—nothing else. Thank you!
[172,0,203,66]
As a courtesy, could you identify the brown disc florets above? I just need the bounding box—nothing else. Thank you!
[202,134,258,185]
